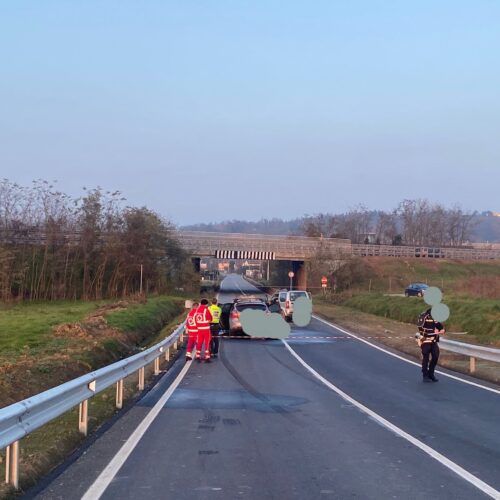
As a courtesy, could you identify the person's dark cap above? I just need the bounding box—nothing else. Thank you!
[200,298,209,305]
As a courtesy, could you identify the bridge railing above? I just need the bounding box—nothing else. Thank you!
[0,322,185,490]
[352,244,500,260]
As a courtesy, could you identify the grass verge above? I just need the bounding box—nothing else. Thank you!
[327,293,500,346]
[0,297,186,498]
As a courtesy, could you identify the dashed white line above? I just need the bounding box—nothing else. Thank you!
[282,339,500,499]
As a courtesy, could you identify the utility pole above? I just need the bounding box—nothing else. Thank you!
[140,264,143,295]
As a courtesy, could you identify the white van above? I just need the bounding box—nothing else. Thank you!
[277,290,312,321]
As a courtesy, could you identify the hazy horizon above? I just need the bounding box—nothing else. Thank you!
[2,1,499,225]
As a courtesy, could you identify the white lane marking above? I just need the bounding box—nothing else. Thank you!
[313,315,500,396]
[81,361,192,500]
[282,340,500,499]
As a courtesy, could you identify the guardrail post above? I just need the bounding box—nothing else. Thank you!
[138,367,145,390]
[470,356,476,374]
[5,441,19,489]
[173,340,178,350]
[165,348,170,361]
[180,330,184,343]
[79,400,88,436]
[154,357,160,375]
[116,379,124,409]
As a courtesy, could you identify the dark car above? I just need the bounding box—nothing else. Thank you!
[218,297,270,336]
[405,283,429,297]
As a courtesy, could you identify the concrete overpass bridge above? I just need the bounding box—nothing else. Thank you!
[177,231,352,288]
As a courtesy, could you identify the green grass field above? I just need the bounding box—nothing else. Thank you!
[317,258,500,346]
[351,258,500,298]
[0,300,106,359]
[0,296,186,498]
[329,293,500,346]
[106,297,182,335]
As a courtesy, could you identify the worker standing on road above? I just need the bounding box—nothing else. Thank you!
[195,299,213,362]
[417,308,445,382]
[185,301,199,361]
[208,298,222,358]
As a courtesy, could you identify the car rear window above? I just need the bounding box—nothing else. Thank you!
[290,291,307,301]
[279,293,287,301]
[236,303,267,312]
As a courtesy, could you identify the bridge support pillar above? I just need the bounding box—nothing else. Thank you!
[191,257,201,273]
[292,261,307,289]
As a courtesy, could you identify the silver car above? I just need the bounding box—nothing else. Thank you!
[229,298,270,334]
[278,290,312,321]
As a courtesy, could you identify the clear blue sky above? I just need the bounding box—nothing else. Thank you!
[1,1,499,225]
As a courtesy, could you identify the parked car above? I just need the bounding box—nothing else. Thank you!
[276,290,312,321]
[228,297,270,334]
[404,283,429,297]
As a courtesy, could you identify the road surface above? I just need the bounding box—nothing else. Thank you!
[29,275,500,499]
[216,273,267,304]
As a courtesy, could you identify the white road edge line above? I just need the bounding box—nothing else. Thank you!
[313,314,500,396]
[282,339,500,499]
[81,360,192,500]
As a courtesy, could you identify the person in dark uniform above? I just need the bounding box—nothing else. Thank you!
[417,308,445,382]
[208,298,222,357]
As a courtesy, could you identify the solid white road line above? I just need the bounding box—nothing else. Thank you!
[81,360,192,500]
[282,339,500,499]
[313,314,500,396]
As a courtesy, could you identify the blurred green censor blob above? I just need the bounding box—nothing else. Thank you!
[240,297,313,339]
[423,286,450,322]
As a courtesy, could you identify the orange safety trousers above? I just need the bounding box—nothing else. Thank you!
[186,333,197,359]
[196,328,211,360]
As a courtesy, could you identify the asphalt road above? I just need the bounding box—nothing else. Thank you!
[216,273,267,304]
[30,276,500,500]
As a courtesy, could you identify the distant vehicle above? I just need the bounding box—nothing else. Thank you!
[276,290,312,321]
[405,283,429,297]
[228,297,270,334]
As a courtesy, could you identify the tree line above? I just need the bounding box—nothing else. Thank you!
[0,179,197,302]
[184,200,482,246]
[301,200,477,246]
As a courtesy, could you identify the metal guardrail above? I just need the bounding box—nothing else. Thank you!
[0,321,185,489]
[440,338,500,373]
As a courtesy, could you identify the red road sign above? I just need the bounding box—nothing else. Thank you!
[288,271,295,278]
[321,276,328,284]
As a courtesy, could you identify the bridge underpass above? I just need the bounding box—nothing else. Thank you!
[178,231,352,289]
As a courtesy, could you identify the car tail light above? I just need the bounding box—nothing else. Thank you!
[230,311,240,319]
[285,300,290,309]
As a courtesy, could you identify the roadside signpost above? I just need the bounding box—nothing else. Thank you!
[288,271,294,290]
[321,276,327,295]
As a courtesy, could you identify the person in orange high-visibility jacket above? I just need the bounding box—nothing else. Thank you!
[195,298,213,362]
[185,301,199,361]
